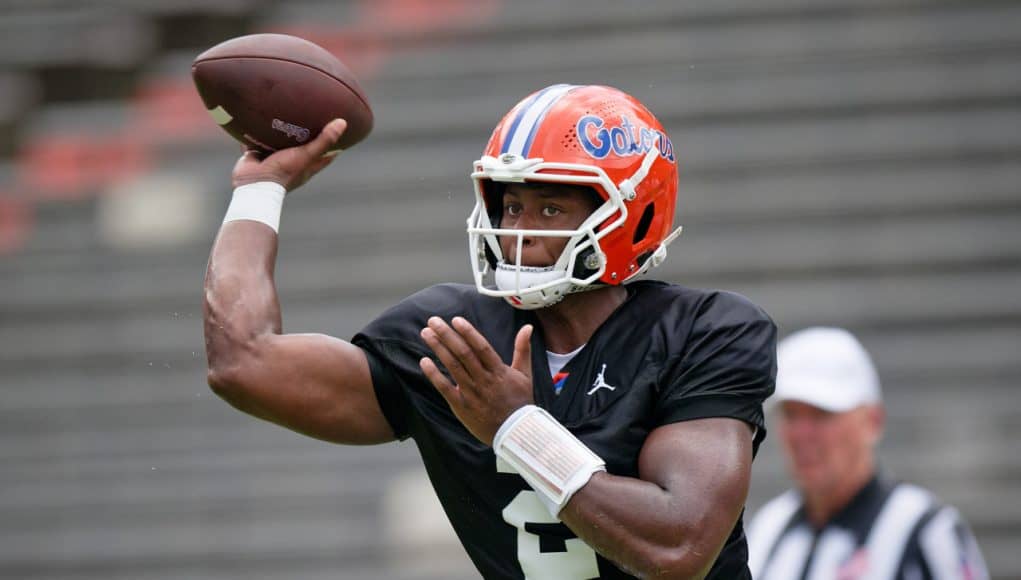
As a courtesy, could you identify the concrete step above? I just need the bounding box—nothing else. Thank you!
[2,261,1021,366]
[3,175,1019,321]
[369,53,1021,142]
[375,3,1021,83]
[6,149,1020,280]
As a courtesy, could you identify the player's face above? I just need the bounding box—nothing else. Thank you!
[778,401,882,497]
[498,183,601,267]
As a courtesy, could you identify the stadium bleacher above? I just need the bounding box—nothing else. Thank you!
[1,0,1019,578]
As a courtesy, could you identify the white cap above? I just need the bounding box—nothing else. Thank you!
[775,327,881,412]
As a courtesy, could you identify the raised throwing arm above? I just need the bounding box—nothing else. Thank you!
[204,119,395,445]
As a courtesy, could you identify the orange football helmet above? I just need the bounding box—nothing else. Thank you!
[467,84,682,309]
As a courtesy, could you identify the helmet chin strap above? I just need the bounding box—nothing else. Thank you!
[494,262,562,288]
[494,262,571,309]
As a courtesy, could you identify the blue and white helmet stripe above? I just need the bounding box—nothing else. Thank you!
[500,84,577,157]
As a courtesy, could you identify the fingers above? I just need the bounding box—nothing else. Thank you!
[233,149,261,167]
[237,143,266,160]
[303,118,348,159]
[451,316,503,370]
[420,325,467,378]
[307,152,338,175]
[511,324,533,377]
[419,356,461,405]
[421,317,487,383]
[420,319,535,445]
[231,150,270,188]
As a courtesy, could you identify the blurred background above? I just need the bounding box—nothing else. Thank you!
[1,0,1019,578]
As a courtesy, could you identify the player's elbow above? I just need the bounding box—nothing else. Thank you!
[205,340,260,404]
[633,531,718,580]
[207,363,237,394]
[206,359,249,403]
[204,316,263,398]
[637,548,711,580]
[206,358,270,423]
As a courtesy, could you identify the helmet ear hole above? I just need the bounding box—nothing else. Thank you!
[572,247,599,280]
[632,203,655,244]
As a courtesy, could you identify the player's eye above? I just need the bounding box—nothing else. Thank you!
[504,203,522,217]
[541,206,562,217]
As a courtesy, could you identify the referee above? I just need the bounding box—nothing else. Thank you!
[747,327,988,580]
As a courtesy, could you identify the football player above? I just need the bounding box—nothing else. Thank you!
[204,84,777,579]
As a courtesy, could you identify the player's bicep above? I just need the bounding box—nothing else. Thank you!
[638,418,754,548]
[211,332,396,445]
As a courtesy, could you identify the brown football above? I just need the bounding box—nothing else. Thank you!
[192,33,373,154]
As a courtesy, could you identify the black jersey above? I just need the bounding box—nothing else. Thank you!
[352,281,777,579]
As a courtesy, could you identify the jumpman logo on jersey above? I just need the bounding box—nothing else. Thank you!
[587,364,616,395]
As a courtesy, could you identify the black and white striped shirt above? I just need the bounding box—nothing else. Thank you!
[747,474,989,580]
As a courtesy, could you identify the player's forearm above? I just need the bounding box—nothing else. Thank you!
[492,410,748,577]
[558,472,722,579]
[203,220,283,379]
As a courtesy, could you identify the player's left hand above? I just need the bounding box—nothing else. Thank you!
[419,316,534,446]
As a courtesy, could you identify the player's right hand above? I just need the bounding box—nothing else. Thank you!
[232,118,347,192]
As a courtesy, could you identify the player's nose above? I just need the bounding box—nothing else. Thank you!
[504,235,535,261]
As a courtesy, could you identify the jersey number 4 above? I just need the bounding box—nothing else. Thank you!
[499,461,600,579]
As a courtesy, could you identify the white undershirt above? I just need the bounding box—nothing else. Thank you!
[546,344,586,377]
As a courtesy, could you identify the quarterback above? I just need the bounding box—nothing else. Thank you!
[203,84,776,579]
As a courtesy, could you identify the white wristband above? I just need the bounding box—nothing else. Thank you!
[494,405,606,517]
[223,181,287,233]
